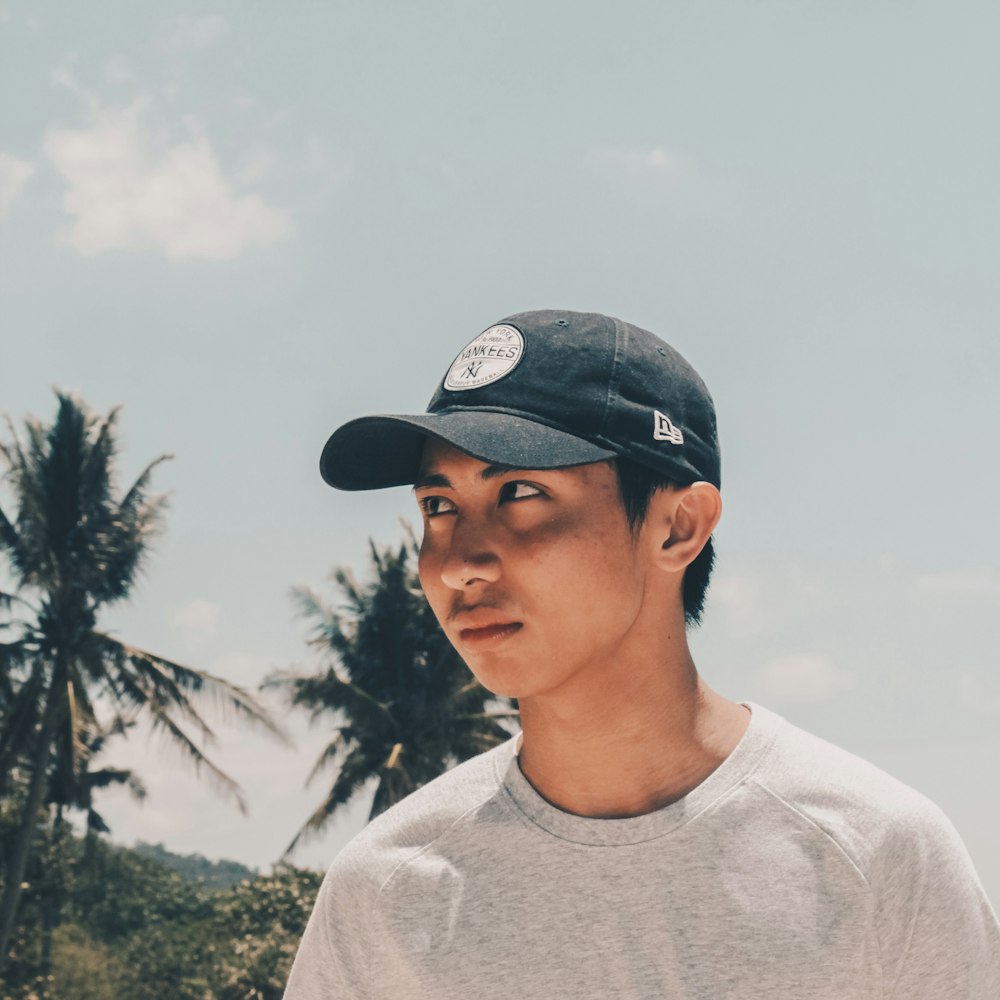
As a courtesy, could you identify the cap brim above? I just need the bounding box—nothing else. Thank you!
[320,410,617,490]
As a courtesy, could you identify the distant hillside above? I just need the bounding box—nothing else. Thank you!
[5,825,322,998]
[132,839,259,888]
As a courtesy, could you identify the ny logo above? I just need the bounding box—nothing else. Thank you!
[463,362,484,379]
[653,411,684,445]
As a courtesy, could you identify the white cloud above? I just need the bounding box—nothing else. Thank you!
[757,652,856,705]
[955,668,1000,714]
[42,93,291,260]
[301,134,353,189]
[165,14,226,50]
[912,569,1000,606]
[236,143,278,183]
[0,152,34,215]
[588,146,693,185]
[709,569,770,638]
[173,599,222,642]
[104,54,133,85]
[51,65,85,97]
[709,563,831,640]
[209,650,273,685]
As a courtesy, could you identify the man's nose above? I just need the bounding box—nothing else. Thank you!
[440,515,501,590]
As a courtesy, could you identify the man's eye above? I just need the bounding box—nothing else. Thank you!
[419,495,457,517]
[500,481,543,502]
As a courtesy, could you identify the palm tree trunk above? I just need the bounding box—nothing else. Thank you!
[40,803,66,991]
[0,664,46,803]
[0,672,62,977]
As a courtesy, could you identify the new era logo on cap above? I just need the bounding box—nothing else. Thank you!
[653,410,684,445]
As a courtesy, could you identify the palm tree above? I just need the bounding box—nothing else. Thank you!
[38,715,147,982]
[264,529,519,857]
[0,592,37,802]
[0,391,289,974]
[47,711,148,837]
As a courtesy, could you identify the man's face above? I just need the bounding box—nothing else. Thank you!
[415,437,653,700]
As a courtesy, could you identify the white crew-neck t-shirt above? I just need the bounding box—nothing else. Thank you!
[282,701,1000,999]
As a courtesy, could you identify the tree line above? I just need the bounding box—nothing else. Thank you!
[0,391,519,997]
[2,811,323,1000]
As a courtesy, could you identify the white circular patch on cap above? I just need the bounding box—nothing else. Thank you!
[444,324,525,391]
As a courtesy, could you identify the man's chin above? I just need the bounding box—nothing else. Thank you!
[459,655,530,701]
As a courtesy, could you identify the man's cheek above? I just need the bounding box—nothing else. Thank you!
[419,578,452,631]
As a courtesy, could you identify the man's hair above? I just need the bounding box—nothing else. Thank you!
[613,457,716,628]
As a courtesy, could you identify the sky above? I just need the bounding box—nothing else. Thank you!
[1,2,998,908]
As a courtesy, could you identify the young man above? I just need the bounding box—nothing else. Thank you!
[284,310,1000,999]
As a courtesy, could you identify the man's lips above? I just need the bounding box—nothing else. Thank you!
[450,608,523,646]
[458,622,523,646]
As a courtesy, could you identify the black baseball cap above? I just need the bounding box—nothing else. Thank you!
[319,309,721,491]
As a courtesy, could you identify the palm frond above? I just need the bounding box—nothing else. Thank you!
[281,748,376,857]
[368,756,415,820]
[148,708,249,815]
[86,808,111,834]
[0,431,36,582]
[0,589,37,617]
[0,505,30,581]
[448,710,523,723]
[97,459,173,605]
[87,766,147,802]
[303,730,349,787]
[263,666,397,733]
[0,658,46,774]
[100,633,292,746]
[117,453,173,518]
[97,635,217,744]
[124,770,147,800]
[0,636,33,685]
[289,585,328,624]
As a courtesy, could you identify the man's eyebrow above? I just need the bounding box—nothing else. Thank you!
[481,463,532,481]
[412,471,451,491]
[412,464,533,491]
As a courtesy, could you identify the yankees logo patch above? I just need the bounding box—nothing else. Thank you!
[653,410,684,445]
[444,324,525,391]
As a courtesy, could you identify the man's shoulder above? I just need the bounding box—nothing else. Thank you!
[320,735,516,894]
[750,703,958,877]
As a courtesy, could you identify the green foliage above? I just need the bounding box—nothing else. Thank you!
[68,836,217,943]
[0,389,287,822]
[133,840,258,889]
[48,924,129,1000]
[0,391,290,972]
[208,864,322,1000]
[0,825,323,1000]
[113,918,219,1000]
[0,784,69,993]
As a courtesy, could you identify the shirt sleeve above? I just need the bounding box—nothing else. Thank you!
[282,845,375,1000]
[872,795,1000,999]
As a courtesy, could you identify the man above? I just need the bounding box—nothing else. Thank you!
[284,310,1000,998]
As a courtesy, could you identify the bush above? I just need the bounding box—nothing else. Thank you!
[2,824,323,1000]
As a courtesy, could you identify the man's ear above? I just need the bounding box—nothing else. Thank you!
[648,482,722,573]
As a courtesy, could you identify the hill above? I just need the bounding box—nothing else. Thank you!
[2,822,322,1000]
[131,839,259,888]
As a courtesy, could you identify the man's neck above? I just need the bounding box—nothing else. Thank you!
[515,648,750,820]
